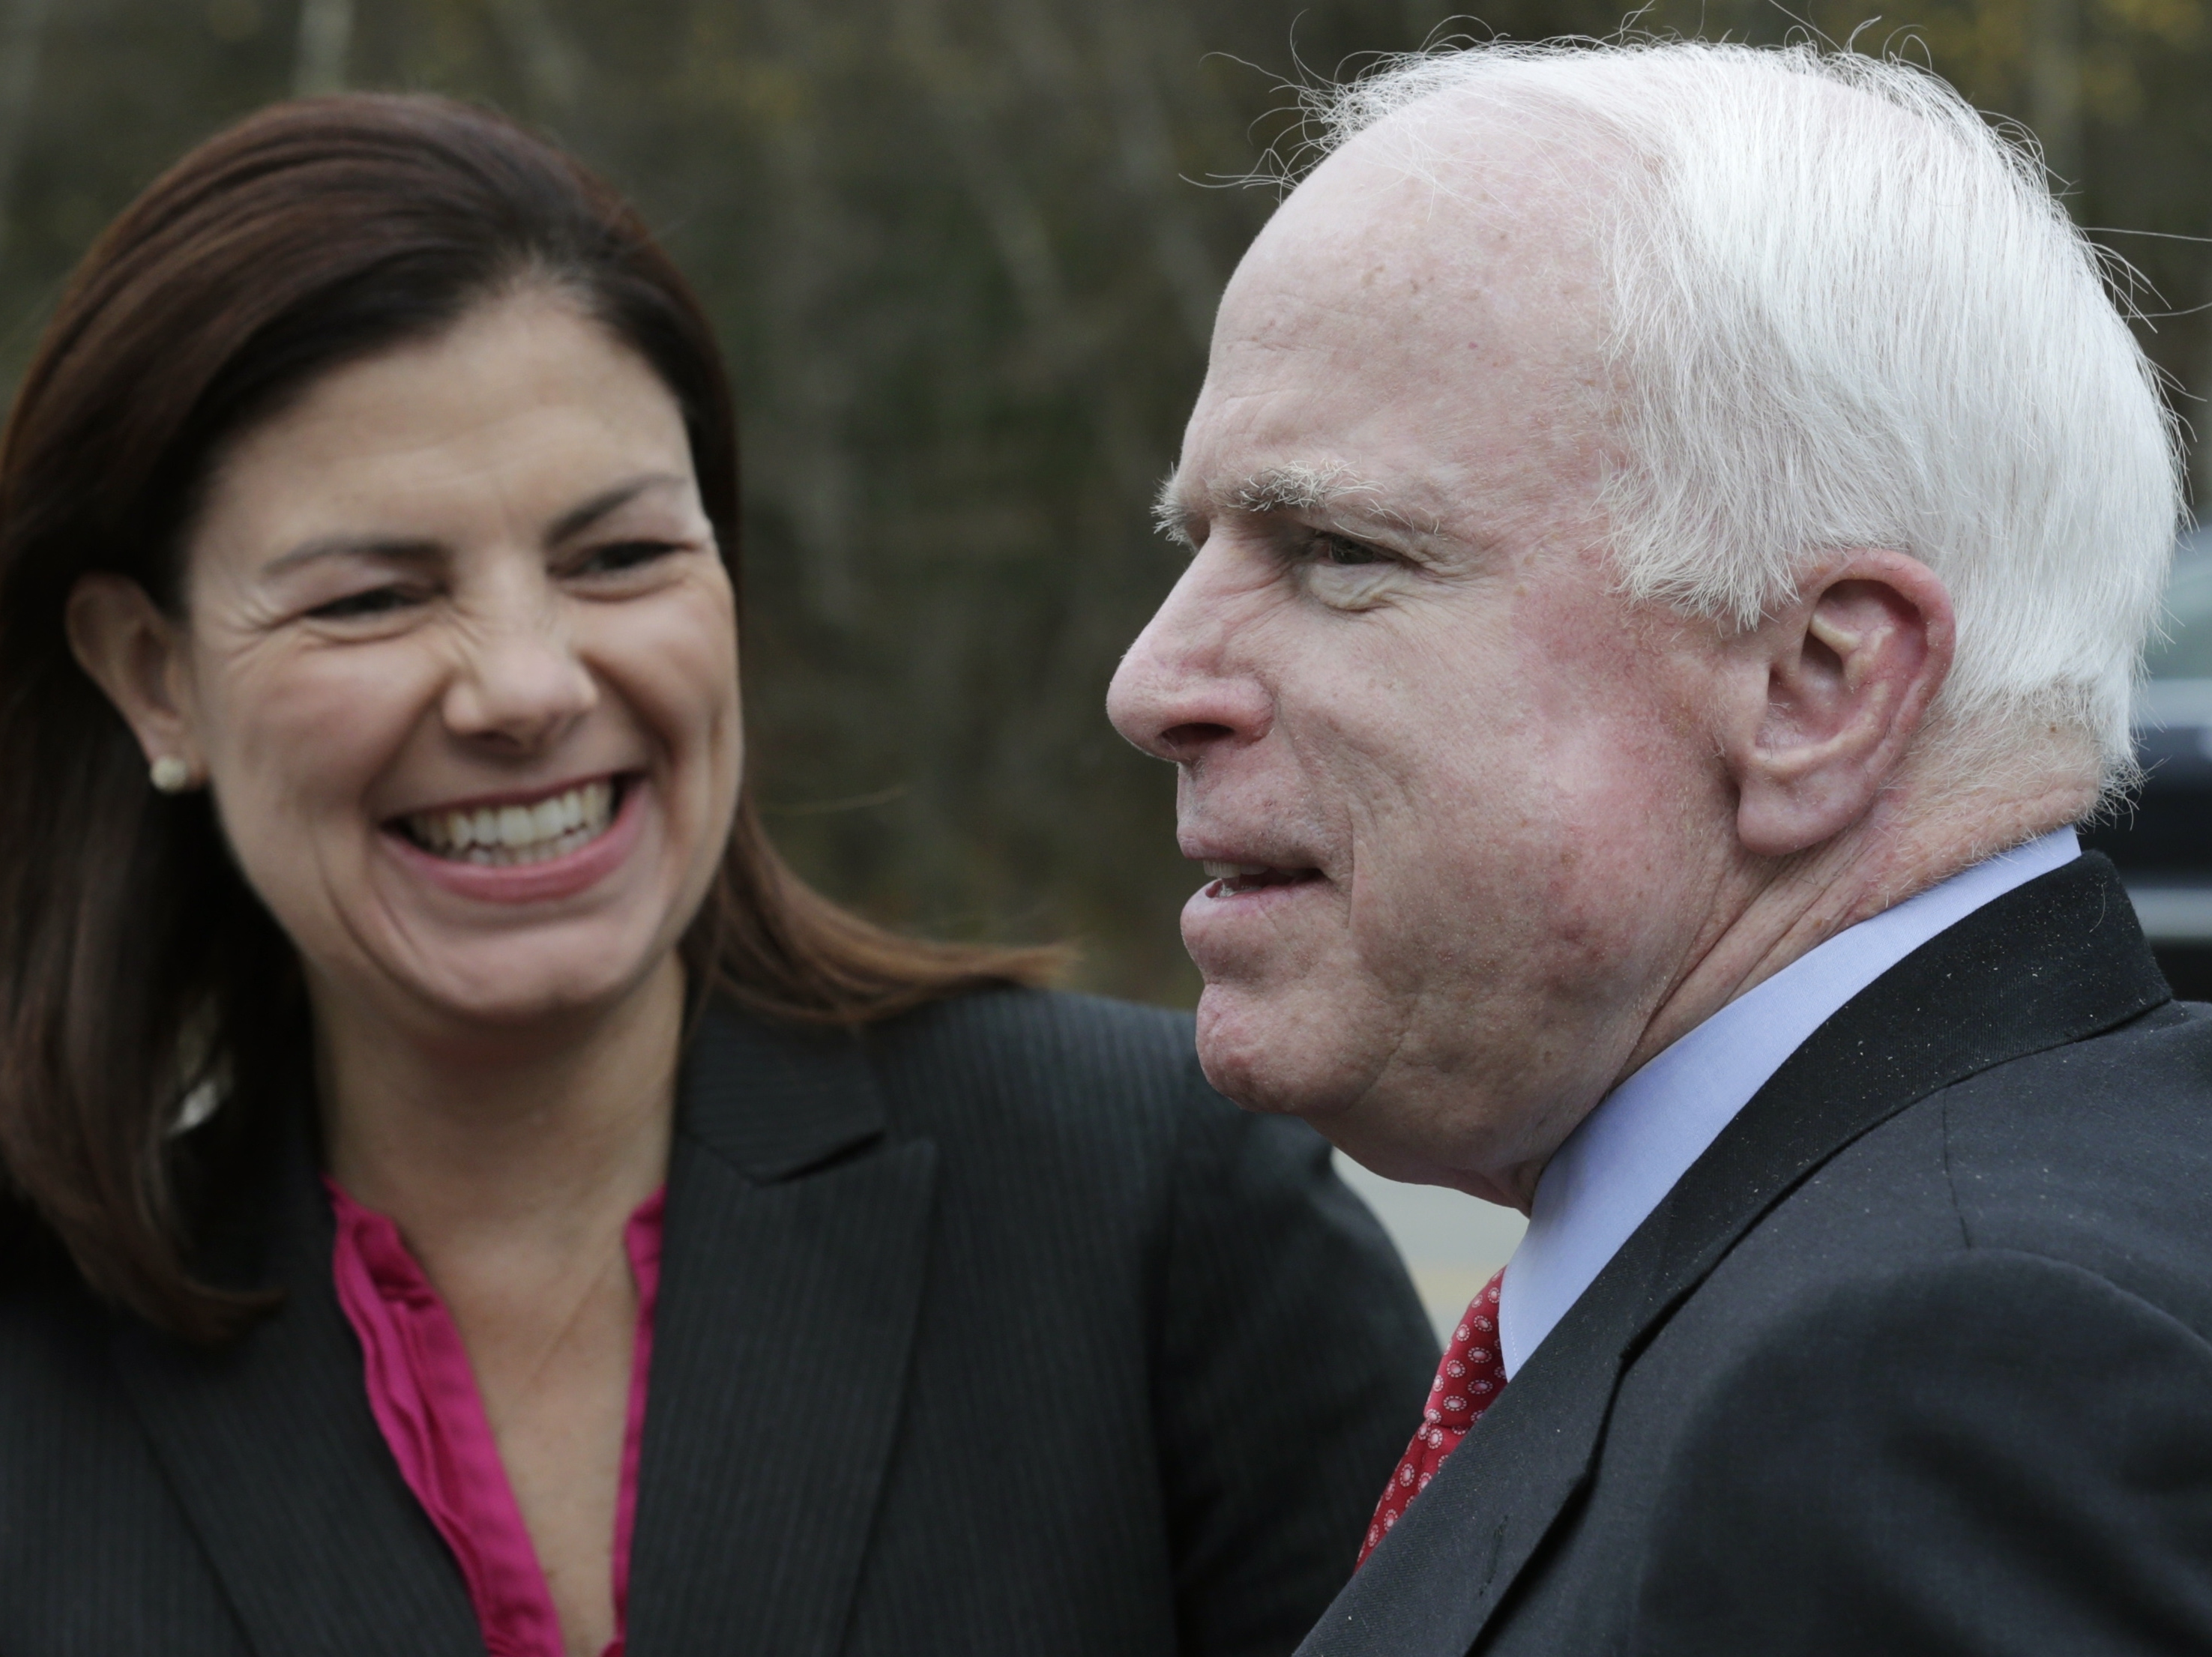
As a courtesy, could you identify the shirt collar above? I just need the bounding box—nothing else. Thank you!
[1495,826,2080,1377]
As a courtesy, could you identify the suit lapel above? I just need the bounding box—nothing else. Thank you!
[112,1124,482,1656]
[626,1004,938,1655]
[1303,854,2170,1656]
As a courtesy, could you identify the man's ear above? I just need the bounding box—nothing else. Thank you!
[1723,550,1955,859]
[64,573,203,782]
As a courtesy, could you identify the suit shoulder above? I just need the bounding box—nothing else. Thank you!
[1597,1246,2212,1656]
[861,985,1331,1182]
[869,986,1210,1114]
[1725,1000,2212,1335]
[1944,993,2212,1137]
[883,983,1194,1054]
[1929,998,2212,1332]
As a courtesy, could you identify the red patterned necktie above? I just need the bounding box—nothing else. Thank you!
[1357,1268,1509,1566]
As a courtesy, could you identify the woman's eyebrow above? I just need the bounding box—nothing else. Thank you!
[545,472,690,543]
[257,473,693,576]
[262,534,442,577]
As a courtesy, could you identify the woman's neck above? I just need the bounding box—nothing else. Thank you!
[313,954,684,1252]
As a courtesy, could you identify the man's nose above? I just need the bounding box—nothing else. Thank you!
[442,588,597,752]
[1106,552,1272,764]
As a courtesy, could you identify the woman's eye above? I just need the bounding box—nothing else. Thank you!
[304,586,416,621]
[573,540,680,576]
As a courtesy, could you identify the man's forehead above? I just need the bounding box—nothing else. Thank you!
[1206,103,1609,382]
[1168,103,1614,538]
[1249,99,1606,289]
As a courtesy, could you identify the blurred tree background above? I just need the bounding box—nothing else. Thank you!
[0,0,2198,1003]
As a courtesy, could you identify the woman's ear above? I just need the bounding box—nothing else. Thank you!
[65,573,203,785]
[1721,550,1956,858]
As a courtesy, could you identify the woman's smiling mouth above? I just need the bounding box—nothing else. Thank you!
[400,777,621,866]
[383,774,650,906]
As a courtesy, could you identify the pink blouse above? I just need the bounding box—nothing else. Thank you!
[326,1181,665,1657]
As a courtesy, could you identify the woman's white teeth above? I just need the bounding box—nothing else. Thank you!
[406,780,616,866]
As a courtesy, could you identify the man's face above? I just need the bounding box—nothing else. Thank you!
[1107,121,1745,1198]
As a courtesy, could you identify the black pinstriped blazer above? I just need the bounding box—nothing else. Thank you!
[1,989,1437,1656]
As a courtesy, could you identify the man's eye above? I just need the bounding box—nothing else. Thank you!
[574,540,680,576]
[305,586,415,621]
[1312,533,1386,567]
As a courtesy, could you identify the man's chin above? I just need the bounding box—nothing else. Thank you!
[1193,980,1533,1201]
[1192,980,1369,1122]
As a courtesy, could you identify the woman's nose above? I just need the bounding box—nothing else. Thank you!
[442,602,597,752]
[1106,552,1272,764]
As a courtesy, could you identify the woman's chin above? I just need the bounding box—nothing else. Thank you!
[345,872,689,1041]
[383,935,679,1040]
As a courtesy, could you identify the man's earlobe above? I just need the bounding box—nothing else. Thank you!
[1731,552,1955,858]
[64,574,202,782]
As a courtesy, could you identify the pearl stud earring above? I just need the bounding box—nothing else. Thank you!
[149,755,194,794]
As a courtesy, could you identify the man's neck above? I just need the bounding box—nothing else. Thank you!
[1626,758,2100,1084]
[1480,775,2094,1213]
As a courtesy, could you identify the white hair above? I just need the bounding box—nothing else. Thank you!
[1305,41,2181,783]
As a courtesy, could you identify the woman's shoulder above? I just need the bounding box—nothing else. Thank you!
[861,985,1336,1199]
[693,986,1231,1180]
[871,984,1226,1129]
[874,983,1201,1084]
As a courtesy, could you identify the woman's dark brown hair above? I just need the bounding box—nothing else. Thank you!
[0,94,1056,1342]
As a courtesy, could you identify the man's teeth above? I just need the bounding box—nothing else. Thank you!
[1202,861,1315,893]
[406,780,617,866]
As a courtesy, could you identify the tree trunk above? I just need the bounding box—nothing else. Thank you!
[2027,0,2083,189]
[294,0,355,97]
[0,0,55,267]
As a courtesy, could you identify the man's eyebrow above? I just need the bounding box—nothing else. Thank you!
[1157,462,1408,535]
[1231,464,1382,516]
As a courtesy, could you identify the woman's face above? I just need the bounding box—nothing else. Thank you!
[123,290,741,1036]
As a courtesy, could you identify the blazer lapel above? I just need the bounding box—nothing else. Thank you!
[112,1125,482,1656]
[626,1004,938,1656]
[1303,853,2170,1657]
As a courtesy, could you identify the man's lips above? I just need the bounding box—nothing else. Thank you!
[1198,860,1325,897]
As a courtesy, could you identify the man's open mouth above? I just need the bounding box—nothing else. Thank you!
[1202,861,1323,896]
[397,776,624,867]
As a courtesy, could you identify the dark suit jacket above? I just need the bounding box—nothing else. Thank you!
[1301,851,2212,1656]
[1,988,1436,1656]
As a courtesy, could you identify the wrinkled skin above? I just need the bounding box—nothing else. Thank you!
[1108,113,1994,1207]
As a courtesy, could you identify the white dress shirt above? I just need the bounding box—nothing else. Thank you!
[1495,827,2081,1377]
